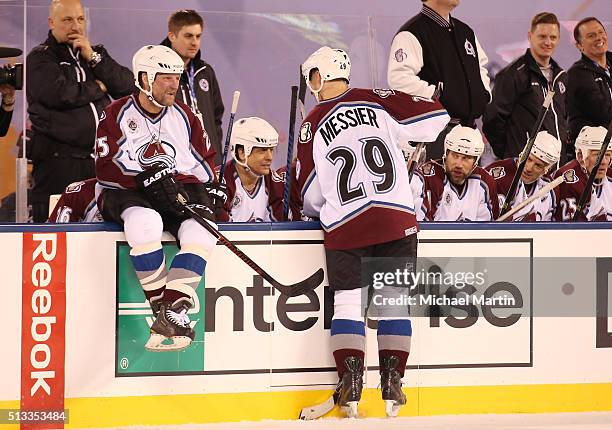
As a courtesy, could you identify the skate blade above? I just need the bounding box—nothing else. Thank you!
[144,334,192,352]
[340,401,359,418]
[385,400,401,417]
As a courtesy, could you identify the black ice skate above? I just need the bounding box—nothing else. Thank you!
[380,355,407,417]
[337,356,364,418]
[144,299,195,352]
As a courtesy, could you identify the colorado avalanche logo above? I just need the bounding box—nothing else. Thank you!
[136,137,177,169]
[394,48,406,62]
[563,169,578,184]
[65,181,85,193]
[420,162,436,177]
[489,166,506,179]
[373,88,395,98]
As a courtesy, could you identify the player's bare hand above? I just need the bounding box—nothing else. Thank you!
[69,34,94,61]
[96,79,107,93]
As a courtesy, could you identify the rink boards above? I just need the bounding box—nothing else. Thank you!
[1,221,612,429]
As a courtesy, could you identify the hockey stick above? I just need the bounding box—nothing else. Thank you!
[496,175,564,222]
[299,388,340,420]
[408,142,425,180]
[500,70,565,217]
[180,199,323,297]
[283,85,299,220]
[573,118,612,221]
[298,65,308,120]
[218,91,240,183]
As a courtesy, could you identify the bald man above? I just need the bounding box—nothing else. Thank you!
[26,0,135,222]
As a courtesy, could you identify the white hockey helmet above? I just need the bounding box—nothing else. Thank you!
[132,45,184,108]
[302,46,351,100]
[231,117,279,170]
[575,125,608,159]
[528,131,561,166]
[444,125,485,163]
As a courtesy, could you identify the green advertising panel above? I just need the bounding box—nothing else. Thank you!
[116,242,205,376]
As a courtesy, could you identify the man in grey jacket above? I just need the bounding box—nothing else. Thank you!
[162,9,225,165]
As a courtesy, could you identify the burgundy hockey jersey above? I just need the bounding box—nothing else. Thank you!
[297,88,449,249]
[95,94,216,191]
[552,159,612,221]
[217,160,302,222]
[420,161,499,221]
[486,158,558,221]
[48,178,101,222]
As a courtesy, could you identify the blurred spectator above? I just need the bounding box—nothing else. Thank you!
[161,9,225,165]
[567,17,612,160]
[0,77,16,137]
[483,12,568,163]
[388,0,491,160]
[26,0,134,222]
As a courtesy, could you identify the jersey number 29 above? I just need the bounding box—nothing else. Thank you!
[327,137,396,205]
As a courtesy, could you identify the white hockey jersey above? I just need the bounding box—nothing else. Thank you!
[297,88,449,249]
[487,158,557,221]
[420,161,499,221]
[95,95,216,191]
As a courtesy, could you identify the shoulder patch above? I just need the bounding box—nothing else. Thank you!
[373,88,395,98]
[271,170,285,183]
[488,166,506,180]
[299,122,312,143]
[420,162,436,177]
[563,169,579,184]
[65,181,85,193]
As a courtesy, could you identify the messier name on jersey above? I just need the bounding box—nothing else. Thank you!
[320,106,380,145]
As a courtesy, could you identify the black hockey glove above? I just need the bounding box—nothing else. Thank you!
[204,182,228,209]
[135,165,188,216]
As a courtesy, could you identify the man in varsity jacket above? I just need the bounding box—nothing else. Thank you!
[388,0,491,160]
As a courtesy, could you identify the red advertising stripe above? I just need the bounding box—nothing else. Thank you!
[21,233,67,430]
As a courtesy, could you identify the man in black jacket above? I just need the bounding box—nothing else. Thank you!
[26,0,134,221]
[388,0,491,160]
[567,17,612,159]
[483,12,568,163]
[162,9,225,166]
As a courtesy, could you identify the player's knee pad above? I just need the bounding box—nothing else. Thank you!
[177,218,217,259]
[333,288,364,321]
[121,206,163,247]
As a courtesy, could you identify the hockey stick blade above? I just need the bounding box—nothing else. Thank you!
[299,393,337,420]
[181,202,323,297]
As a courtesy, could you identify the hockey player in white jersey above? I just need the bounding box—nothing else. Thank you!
[96,45,224,351]
[420,125,499,221]
[297,46,449,417]
[553,126,612,221]
[218,117,301,222]
[486,132,561,221]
